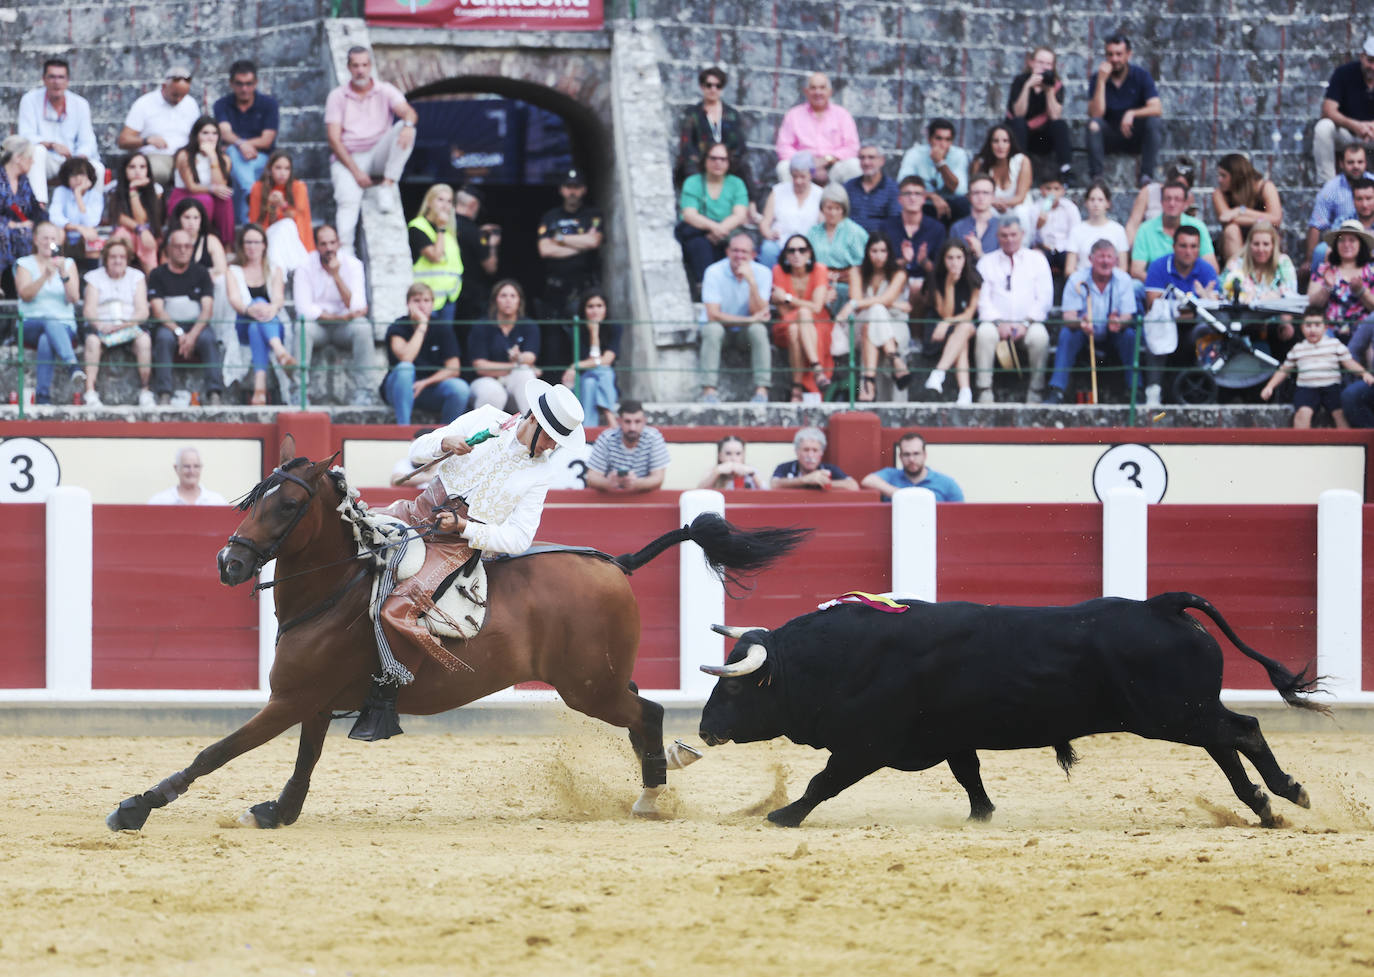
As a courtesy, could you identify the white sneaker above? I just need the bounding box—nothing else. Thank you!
[977,388,995,404]
[1145,384,1162,408]
[375,183,396,213]
[923,368,946,392]
[956,387,973,406]
[82,389,102,407]
[138,388,156,407]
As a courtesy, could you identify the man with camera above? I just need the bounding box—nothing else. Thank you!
[1007,46,1074,186]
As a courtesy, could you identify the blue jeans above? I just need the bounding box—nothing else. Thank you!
[238,312,289,372]
[1049,324,1139,394]
[383,362,471,424]
[227,144,270,225]
[25,317,78,399]
[577,365,618,419]
[1340,379,1374,427]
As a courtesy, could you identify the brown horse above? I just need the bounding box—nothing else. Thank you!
[106,437,806,831]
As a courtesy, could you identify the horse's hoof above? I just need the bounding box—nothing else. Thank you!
[631,787,663,818]
[1294,785,1311,809]
[666,739,703,770]
[106,795,152,832]
[238,801,282,829]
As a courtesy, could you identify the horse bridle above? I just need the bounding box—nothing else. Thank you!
[227,466,318,573]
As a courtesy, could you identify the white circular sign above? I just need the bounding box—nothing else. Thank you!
[1092,443,1166,504]
[0,437,61,502]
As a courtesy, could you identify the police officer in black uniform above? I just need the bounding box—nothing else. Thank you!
[536,168,603,367]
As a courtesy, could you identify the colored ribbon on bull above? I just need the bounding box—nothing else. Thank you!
[816,591,909,613]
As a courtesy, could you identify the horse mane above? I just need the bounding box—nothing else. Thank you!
[233,456,314,512]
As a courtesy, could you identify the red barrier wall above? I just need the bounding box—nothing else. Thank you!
[0,505,46,688]
[938,504,1103,607]
[91,507,258,689]
[1364,509,1374,693]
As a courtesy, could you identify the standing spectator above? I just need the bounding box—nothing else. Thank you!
[408,183,464,327]
[535,168,603,329]
[1124,156,1198,246]
[147,228,222,405]
[452,186,499,323]
[973,217,1052,403]
[836,231,911,401]
[1032,172,1080,280]
[0,136,45,291]
[47,157,103,259]
[881,176,945,307]
[584,400,670,494]
[806,183,868,311]
[773,73,861,186]
[1044,240,1138,404]
[698,436,767,490]
[770,426,859,491]
[1085,33,1163,186]
[561,287,620,427]
[1065,179,1129,276]
[757,152,822,267]
[1308,221,1374,351]
[674,66,753,200]
[843,145,900,233]
[105,153,164,273]
[772,234,834,401]
[1262,308,1374,429]
[1303,144,1368,277]
[1313,35,1374,185]
[324,46,418,253]
[861,431,964,501]
[14,221,81,404]
[675,142,748,293]
[898,118,972,223]
[147,447,228,505]
[972,124,1036,234]
[1006,46,1074,185]
[1212,153,1283,263]
[81,238,153,407]
[17,58,101,204]
[168,116,235,245]
[248,151,314,273]
[293,223,376,405]
[921,240,982,404]
[381,282,469,425]
[1142,225,1219,401]
[213,60,279,227]
[1130,180,1217,287]
[950,174,1001,259]
[226,223,294,406]
[468,279,541,412]
[116,66,200,186]
[698,231,772,404]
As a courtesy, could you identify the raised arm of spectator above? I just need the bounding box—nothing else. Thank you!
[860,471,902,498]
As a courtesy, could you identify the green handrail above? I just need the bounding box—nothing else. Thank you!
[16,315,25,421]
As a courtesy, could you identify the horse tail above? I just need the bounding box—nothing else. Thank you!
[615,513,809,587]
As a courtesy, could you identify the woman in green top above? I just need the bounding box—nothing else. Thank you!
[805,183,869,313]
[675,142,748,291]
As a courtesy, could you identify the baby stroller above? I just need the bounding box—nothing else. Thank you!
[1163,288,1294,404]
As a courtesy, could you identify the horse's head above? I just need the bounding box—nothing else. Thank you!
[217,436,342,586]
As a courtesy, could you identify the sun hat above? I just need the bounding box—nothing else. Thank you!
[524,379,585,449]
[1322,218,1374,252]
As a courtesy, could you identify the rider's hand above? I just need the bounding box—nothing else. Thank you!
[440,435,475,456]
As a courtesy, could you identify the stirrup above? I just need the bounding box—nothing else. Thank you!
[348,678,404,742]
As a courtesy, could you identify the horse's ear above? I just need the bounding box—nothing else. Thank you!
[310,451,342,478]
[279,435,297,468]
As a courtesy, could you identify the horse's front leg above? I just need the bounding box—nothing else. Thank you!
[106,696,311,831]
[239,710,332,829]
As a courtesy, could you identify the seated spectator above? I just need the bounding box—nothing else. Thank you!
[1217,220,1298,355]
[561,287,620,426]
[147,447,227,505]
[80,238,152,407]
[168,115,235,246]
[881,176,945,308]
[921,240,982,404]
[699,231,772,404]
[1032,172,1080,279]
[770,426,859,490]
[116,66,199,186]
[806,183,868,310]
[469,279,541,413]
[249,151,314,274]
[860,431,963,501]
[147,228,222,406]
[1263,307,1374,428]
[325,46,418,253]
[971,124,1036,234]
[408,183,463,326]
[292,223,377,405]
[1045,239,1138,404]
[773,73,860,186]
[675,141,748,292]
[584,400,669,494]
[381,282,468,425]
[1065,179,1129,276]
[213,60,279,227]
[1313,36,1374,185]
[950,174,1000,259]
[48,156,103,260]
[772,234,834,400]
[105,152,164,273]
[698,435,767,490]
[17,58,101,205]
[1309,221,1374,359]
[973,217,1052,403]
[1006,46,1073,185]
[757,152,822,267]
[0,136,45,292]
[14,221,81,404]
[1303,144,1368,277]
[1130,181,1217,289]
[1142,225,1220,402]
[674,66,753,201]
[1212,153,1283,263]
[226,223,295,406]
[836,231,911,401]
[1125,156,1197,246]
[1086,33,1163,187]
[843,145,900,233]
[170,198,227,283]
[898,118,971,223]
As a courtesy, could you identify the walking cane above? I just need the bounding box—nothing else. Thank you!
[1084,286,1098,405]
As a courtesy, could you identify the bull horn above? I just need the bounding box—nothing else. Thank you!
[710,624,768,639]
[700,643,768,677]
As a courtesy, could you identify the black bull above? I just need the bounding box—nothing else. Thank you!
[699,592,1327,828]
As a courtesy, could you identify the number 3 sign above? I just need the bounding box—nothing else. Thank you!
[1092,443,1167,504]
[0,437,62,502]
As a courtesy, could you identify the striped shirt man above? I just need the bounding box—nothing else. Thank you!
[588,425,671,478]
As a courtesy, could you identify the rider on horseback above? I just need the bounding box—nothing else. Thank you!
[351,378,585,741]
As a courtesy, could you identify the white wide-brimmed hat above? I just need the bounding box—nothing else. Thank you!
[524,379,585,449]
[1323,218,1374,252]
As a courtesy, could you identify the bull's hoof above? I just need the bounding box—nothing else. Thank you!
[1292,784,1311,809]
[968,805,996,822]
[238,801,283,829]
[766,805,806,828]
[106,795,152,832]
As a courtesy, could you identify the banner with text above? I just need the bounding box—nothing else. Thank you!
[365,0,604,30]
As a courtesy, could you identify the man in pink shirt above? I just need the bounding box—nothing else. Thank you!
[774,73,861,186]
[325,46,419,253]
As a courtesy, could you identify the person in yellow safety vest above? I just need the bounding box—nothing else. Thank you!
[408,183,464,325]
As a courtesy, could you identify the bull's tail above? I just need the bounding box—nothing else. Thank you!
[615,513,809,588]
[1156,592,1330,714]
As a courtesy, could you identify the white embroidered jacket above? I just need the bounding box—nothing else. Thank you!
[408,405,554,555]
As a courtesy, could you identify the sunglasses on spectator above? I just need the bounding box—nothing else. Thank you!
[706,154,729,161]
[168,75,191,82]
[701,80,723,89]
[785,246,810,254]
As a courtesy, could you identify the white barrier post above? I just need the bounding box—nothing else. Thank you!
[45,486,93,693]
[891,487,937,601]
[679,490,726,696]
[1102,486,1147,599]
[1317,489,1362,697]
[258,559,278,693]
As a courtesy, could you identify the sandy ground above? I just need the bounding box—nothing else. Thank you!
[3,714,1373,977]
